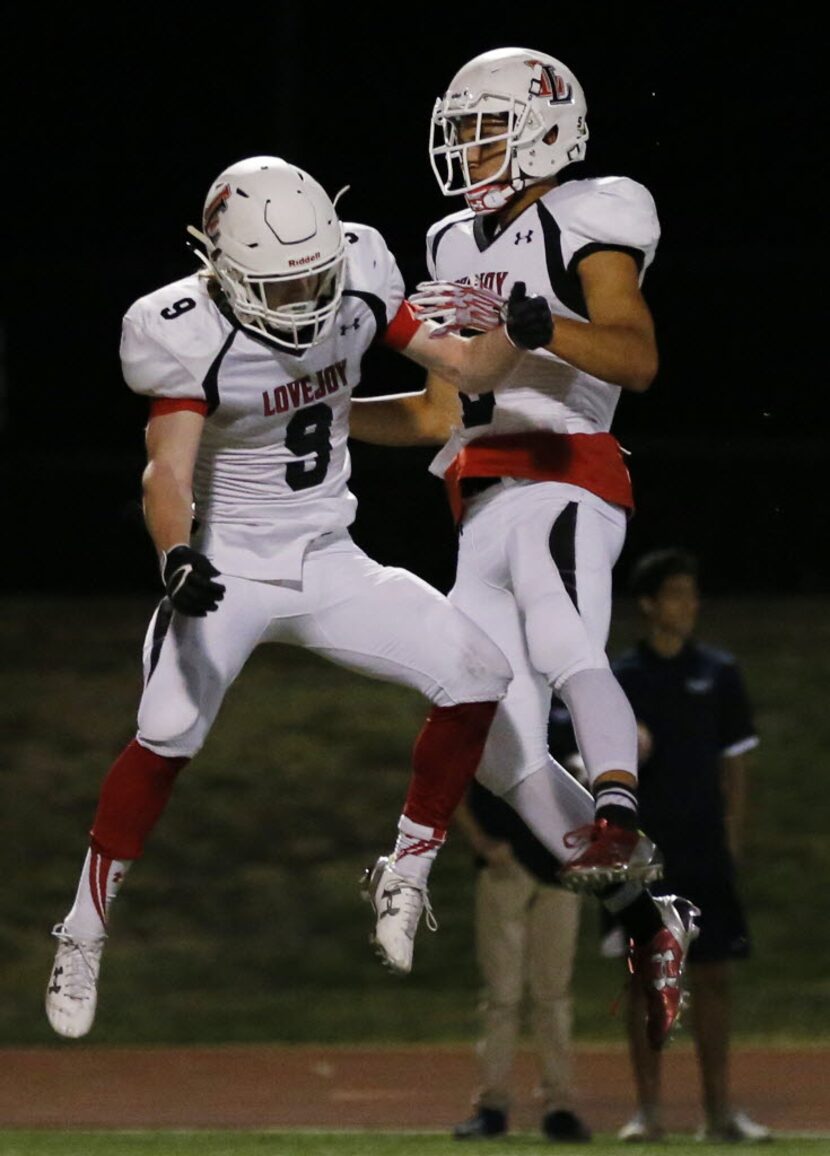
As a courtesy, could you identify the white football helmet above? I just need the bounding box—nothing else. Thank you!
[429,48,589,213]
[190,156,347,351]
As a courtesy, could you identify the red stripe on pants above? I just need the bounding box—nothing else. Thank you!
[404,701,498,830]
[90,738,189,860]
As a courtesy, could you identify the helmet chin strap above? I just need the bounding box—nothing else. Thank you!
[464,149,529,214]
[464,181,519,214]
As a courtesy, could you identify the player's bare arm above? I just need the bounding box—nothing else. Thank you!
[142,408,205,555]
[548,250,658,392]
[142,407,225,617]
[349,370,460,446]
[400,318,523,396]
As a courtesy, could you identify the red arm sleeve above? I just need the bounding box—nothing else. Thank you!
[381,300,422,351]
[149,398,210,418]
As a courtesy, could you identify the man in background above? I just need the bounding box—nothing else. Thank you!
[550,548,770,1142]
[452,778,589,1142]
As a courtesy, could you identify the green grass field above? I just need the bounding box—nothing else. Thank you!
[0,1132,829,1156]
[1,595,829,1045]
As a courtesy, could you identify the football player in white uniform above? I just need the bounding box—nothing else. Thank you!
[44,155,557,1039]
[350,49,699,1049]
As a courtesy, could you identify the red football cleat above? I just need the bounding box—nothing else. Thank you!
[560,818,664,892]
[628,894,700,1049]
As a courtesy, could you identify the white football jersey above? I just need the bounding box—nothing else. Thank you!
[426,177,659,477]
[121,223,411,580]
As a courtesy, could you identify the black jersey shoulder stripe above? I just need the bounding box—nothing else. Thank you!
[569,241,645,274]
[201,327,238,415]
[536,200,588,320]
[342,289,387,343]
[472,212,503,253]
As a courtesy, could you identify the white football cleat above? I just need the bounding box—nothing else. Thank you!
[361,856,437,975]
[45,923,105,1039]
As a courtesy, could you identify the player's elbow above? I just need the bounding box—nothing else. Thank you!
[627,369,656,393]
[625,348,659,392]
[143,458,193,504]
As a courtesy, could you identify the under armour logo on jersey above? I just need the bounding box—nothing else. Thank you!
[339,318,360,335]
[514,230,534,245]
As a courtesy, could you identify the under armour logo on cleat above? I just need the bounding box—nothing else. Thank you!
[650,949,678,989]
[48,967,63,994]
[379,888,400,919]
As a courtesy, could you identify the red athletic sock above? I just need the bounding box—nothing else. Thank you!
[90,738,189,860]
[404,701,498,831]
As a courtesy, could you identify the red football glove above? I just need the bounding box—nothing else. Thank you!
[409,280,505,337]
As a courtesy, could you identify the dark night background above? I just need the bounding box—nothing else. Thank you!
[3,6,825,598]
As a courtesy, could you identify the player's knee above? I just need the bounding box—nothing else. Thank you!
[476,756,551,800]
[137,702,207,759]
[523,598,607,687]
[429,643,512,707]
[453,620,513,702]
[137,731,205,759]
[548,655,610,693]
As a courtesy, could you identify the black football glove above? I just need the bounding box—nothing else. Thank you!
[161,544,225,616]
[501,281,554,350]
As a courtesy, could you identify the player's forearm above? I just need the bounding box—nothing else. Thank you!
[349,395,448,446]
[418,326,522,396]
[547,316,658,392]
[142,461,196,555]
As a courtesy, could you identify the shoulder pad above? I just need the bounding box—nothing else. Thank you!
[121,275,230,399]
[547,178,660,274]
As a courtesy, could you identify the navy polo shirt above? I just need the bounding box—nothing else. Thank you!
[613,641,758,868]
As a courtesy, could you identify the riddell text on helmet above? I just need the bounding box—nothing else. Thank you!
[288,251,322,267]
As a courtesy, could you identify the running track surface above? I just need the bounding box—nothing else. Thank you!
[1,1045,827,1133]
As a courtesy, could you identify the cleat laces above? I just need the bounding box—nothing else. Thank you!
[562,823,597,851]
[388,875,439,935]
[50,924,104,1000]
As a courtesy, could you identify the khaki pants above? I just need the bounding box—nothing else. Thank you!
[474,858,581,1113]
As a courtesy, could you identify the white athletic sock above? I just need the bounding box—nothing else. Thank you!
[391,815,445,886]
[63,848,131,940]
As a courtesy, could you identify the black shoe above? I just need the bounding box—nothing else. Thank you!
[454,1107,508,1139]
[542,1108,592,1142]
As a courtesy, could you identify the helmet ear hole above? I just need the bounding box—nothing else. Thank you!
[543,126,559,146]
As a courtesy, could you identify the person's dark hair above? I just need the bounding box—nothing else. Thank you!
[628,548,699,598]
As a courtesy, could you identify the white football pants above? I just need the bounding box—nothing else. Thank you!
[137,531,511,758]
[450,479,628,798]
